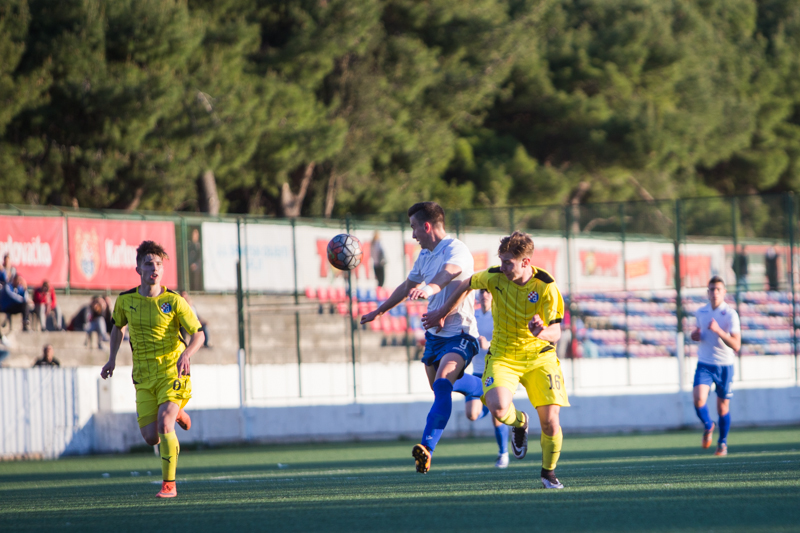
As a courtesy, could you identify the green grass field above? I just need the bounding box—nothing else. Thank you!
[1,427,799,532]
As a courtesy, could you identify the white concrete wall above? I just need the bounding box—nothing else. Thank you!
[2,355,799,457]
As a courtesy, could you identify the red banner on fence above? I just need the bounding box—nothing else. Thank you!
[0,215,68,287]
[68,219,177,290]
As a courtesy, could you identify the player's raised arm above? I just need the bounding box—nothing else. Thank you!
[360,278,422,324]
[421,276,473,330]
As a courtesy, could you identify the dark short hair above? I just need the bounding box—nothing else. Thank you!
[708,276,725,286]
[498,231,535,259]
[407,202,445,228]
[136,241,169,266]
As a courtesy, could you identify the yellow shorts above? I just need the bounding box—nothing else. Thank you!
[482,351,570,408]
[135,374,192,428]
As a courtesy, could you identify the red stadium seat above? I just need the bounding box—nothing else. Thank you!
[305,287,317,300]
[317,287,330,303]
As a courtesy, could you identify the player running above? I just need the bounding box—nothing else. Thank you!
[423,231,569,489]
[465,289,509,468]
[360,201,483,474]
[690,276,741,456]
[100,241,205,498]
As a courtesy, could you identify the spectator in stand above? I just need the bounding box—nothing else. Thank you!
[68,295,111,348]
[1,274,31,331]
[33,344,60,367]
[180,291,211,348]
[33,280,62,331]
[765,245,779,292]
[371,231,386,288]
[187,228,203,291]
[732,245,748,291]
[0,253,16,287]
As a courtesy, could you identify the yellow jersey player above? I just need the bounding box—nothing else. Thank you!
[423,231,569,489]
[100,241,205,498]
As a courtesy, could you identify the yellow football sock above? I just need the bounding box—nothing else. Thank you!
[541,428,563,471]
[158,431,180,482]
[497,403,526,427]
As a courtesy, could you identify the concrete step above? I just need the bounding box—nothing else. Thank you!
[0,293,412,367]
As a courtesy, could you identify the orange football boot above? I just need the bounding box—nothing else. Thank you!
[412,444,432,474]
[176,409,191,431]
[156,481,177,498]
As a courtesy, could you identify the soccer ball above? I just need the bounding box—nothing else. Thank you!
[327,234,363,271]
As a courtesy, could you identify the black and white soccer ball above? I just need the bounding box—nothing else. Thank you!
[327,234,363,271]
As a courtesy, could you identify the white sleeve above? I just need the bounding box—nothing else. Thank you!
[729,310,741,334]
[408,254,425,283]
[443,240,474,272]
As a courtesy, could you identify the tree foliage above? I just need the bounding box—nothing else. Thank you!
[2,0,800,215]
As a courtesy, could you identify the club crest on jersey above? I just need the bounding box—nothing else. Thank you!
[160,302,172,314]
[485,376,494,387]
[528,291,539,303]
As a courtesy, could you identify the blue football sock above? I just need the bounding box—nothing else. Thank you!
[718,413,731,444]
[452,373,483,399]
[421,378,454,452]
[494,423,509,455]
[476,405,490,420]
[695,404,713,430]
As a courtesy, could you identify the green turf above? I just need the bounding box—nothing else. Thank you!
[1,427,799,532]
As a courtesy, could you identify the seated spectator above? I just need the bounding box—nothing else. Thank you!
[180,291,211,348]
[33,344,60,367]
[1,274,31,331]
[33,280,63,331]
[68,295,111,349]
[0,253,16,287]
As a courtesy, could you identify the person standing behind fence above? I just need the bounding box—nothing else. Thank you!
[690,276,741,457]
[732,245,748,291]
[765,245,779,292]
[371,231,386,288]
[187,228,203,291]
[100,240,204,499]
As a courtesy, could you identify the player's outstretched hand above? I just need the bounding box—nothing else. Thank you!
[407,287,430,300]
[176,353,191,377]
[528,314,544,337]
[360,309,381,325]
[690,327,701,342]
[421,309,445,332]
[100,361,115,380]
[478,335,490,351]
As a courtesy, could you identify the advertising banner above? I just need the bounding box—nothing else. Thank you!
[0,215,67,287]
[68,219,177,290]
[201,222,295,292]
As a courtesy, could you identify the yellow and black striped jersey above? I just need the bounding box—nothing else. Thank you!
[470,266,564,361]
[112,287,202,383]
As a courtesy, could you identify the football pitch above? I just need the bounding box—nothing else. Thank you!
[1,427,799,532]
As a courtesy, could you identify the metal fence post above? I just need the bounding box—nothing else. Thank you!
[674,200,685,387]
[291,218,302,397]
[620,202,631,384]
[346,214,357,401]
[788,193,798,384]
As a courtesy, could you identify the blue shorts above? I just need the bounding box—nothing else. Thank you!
[693,362,734,400]
[421,331,479,370]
